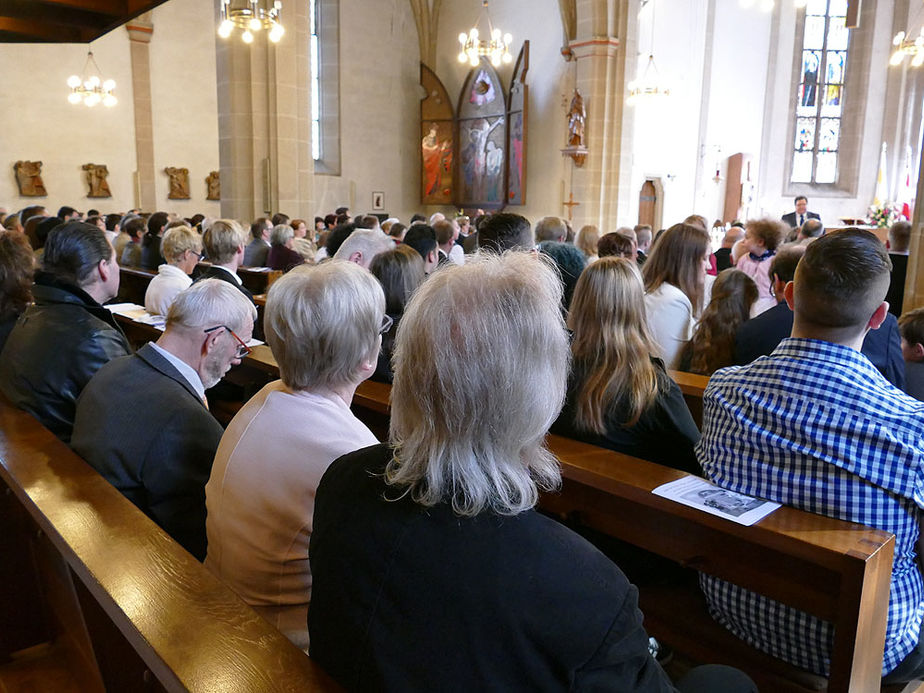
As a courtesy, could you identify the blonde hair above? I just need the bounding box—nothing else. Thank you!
[642,223,710,316]
[162,225,202,264]
[568,257,661,431]
[264,260,385,391]
[203,219,246,264]
[575,225,600,258]
[387,252,569,517]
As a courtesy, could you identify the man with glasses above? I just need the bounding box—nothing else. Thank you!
[71,279,257,560]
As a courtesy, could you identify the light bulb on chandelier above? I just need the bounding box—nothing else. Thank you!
[457,1,513,68]
[217,0,284,44]
[66,50,117,108]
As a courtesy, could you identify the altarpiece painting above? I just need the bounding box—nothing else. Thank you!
[418,43,529,209]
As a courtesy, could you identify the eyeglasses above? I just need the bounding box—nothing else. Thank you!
[379,314,393,335]
[204,325,252,359]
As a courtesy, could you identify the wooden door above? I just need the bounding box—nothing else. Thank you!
[638,180,656,227]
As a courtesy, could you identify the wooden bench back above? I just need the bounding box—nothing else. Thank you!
[0,397,339,691]
[344,378,894,693]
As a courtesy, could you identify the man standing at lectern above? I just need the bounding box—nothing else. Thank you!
[782,195,821,228]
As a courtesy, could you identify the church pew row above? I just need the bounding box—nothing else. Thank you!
[117,264,280,306]
[0,397,340,692]
[234,343,893,692]
[108,319,894,690]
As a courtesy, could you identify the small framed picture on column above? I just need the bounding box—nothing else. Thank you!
[372,191,385,211]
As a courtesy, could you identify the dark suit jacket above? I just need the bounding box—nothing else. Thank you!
[309,443,673,691]
[267,244,304,272]
[141,234,164,270]
[734,301,905,389]
[71,343,223,560]
[194,265,254,303]
[886,253,909,317]
[243,239,270,267]
[781,211,821,228]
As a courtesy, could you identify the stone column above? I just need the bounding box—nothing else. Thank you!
[565,0,634,231]
[126,15,156,212]
[215,0,312,221]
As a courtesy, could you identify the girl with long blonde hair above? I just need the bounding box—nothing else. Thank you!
[553,257,700,472]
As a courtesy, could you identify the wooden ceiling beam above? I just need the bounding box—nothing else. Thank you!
[30,0,124,17]
[0,15,87,41]
[0,1,111,29]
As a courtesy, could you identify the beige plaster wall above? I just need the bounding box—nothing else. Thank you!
[149,0,221,217]
[311,0,421,221]
[0,36,136,215]
[0,0,220,218]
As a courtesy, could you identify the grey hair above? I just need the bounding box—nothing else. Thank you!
[333,229,394,265]
[387,251,570,517]
[166,278,257,333]
[264,260,385,391]
[270,223,294,246]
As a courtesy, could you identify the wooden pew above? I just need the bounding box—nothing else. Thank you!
[101,320,896,690]
[668,369,708,428]
[344,379,896,693]
[117,266,156,306]
[0,397,339,691]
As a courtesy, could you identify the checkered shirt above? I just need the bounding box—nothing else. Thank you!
[696,338,924,676]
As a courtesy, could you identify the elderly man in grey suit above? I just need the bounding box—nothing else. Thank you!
[70,279,256,560]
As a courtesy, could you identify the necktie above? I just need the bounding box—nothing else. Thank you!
[799,214,804,226]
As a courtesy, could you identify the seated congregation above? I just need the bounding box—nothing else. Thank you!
[0,199,922,690]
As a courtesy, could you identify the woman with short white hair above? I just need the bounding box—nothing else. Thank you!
[144,225,202,316]
[204,260,384,652]
[267,223,304,272]
[308,253,679,689]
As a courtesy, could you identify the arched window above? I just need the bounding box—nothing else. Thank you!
[791,0,849,184]
[310,0,340,175]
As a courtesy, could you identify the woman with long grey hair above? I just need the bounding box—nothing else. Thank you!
[305,252,750,690]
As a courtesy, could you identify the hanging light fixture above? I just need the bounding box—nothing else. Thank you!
[66,51,116,108]
[890,28,924,68]
[457,1,513,68]
[627,0,670,104]
[218,0,284,44]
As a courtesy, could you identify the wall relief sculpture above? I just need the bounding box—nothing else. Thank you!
[14,160,47,197]
[165,167,190,199]
[206,171,220,200]
[82,163,112,198]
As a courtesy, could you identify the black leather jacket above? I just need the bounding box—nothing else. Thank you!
[0,273,131,442]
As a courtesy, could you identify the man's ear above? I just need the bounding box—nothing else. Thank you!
[202,329,222,356]
[97,257,112,284]
[783,281,795,311]
[427,250,437,264]
[913,342,924,360]
[867,301,889,331]
[348,251,364,266]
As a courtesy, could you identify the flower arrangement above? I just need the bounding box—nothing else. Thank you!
[866,202,903,228]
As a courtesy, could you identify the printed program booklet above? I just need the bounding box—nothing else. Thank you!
[652,476,781,526]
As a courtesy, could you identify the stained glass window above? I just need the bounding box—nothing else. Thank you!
[791,0,849,184]
[309,0,321,161]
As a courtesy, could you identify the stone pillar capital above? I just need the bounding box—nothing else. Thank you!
[568,36,620,60]
[125,14,153,43]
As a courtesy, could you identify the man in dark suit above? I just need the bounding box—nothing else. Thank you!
[243,217,272,267]
[781,195,821,228]
[886,220,911,317]
[71,279,257,560]
[735,245,905,389]
[195,219,254,303]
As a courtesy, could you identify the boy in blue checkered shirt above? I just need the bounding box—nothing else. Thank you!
[697,228,924,683]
